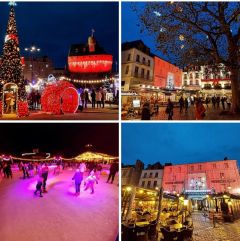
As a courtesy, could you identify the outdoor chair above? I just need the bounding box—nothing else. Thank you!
[122,224,136,241]
[160,227,178,241]
[148,220,158,240]
[135,224,150,241]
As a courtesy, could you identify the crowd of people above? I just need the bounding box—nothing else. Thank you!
[0,160,119,198]
[139,94,232,120]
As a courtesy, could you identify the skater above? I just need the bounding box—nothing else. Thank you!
[107,160,119,184]
[84,171,98,194]
[5,163,12,179]
[34,175,43,197]
[79,162,86,174]
[41,163,49,193]
[72,169,83,196]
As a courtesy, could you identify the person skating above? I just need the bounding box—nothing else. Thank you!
[106,160,119,184]
[41,163,49,193]
[34,175,43,197]
[84,171,98,194]
[72,169,83,196]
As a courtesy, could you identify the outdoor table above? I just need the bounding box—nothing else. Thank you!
[170,223,183,232]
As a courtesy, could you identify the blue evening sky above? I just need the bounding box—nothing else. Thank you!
[122,2,165,60]
[122,123,240,166]
[0,2,119,68]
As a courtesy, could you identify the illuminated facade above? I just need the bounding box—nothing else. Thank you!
[182,64,232,96]
[153,56,182,89]
[162,160,240,199]
[122,40,154,91]
[68,32,113,75]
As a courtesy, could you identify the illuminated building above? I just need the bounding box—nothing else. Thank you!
[122,40,154,92]
[68,30,113,82]
[139,169,163,189]
[182,64,232,97]
[153,56,182,89]
[162,160,240,199]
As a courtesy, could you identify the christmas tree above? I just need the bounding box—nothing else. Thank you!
[0,2,25,98]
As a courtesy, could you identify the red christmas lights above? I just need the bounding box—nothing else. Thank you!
[41,80,79,115]
[68,55,113,73]
[17,101,29,117]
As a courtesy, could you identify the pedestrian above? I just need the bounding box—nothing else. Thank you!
[41,163,49,193]
[34,175,43,197]
[205,97,210,108]
[106,160,119,184]
[212,96,216,109]
[216,96,220,109]
[195,99,206,120]
[221,96,226,110]
[84,171,98,194]
[95,163,102,180]
[96,90,102,108]
[79,162,86,175]
[184,98,188,113]
[166,99,174,120]
[100,88,105,108]
[80,91,85,110]
[91,89,96,108]
[72,169,83,196]
[5,162,12,179]
[141,102,151,120]
[84,90,89,108]
[226,97,231,110]
[179,96,184,113]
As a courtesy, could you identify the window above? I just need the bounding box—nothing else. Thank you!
[220,173,225,179]
[125,66,129,75]
[148,60,151,66]
[224,163,229,169]
[136,55,140,62]
[184,74,187,80]
[147,181,151,188]
[190,80,193,85]
[155,172,158,178]
[146,70,150,80]
[190,73,193,79]
[195,73,199,78]
[141,68,145,78]
[153,181,157,187]
[190,166,194,171]
[149,172,153,178]
[122,170,126,177]
[213,164,217,169]
[134,66,139,77]
[142,57,146,64]
[184,80,187,85]
[178,167,181,172]
[196,79,199,85]
[142,181,145,187]
[198,165,202,170]
[143,173,147,178]
[173,175,176,181]
[127,53,131,61]
[169,168,172,173]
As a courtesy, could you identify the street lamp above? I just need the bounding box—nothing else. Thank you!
[25,45,41,82]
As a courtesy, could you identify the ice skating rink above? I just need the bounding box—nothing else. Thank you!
[0,169,119,241]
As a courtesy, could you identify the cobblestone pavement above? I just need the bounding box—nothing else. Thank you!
[124,103,240,121]
[192,212,240,241]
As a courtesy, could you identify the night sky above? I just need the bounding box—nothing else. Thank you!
[0,2,119,68]
[122,2,165,60]
[122,123,240,167]
[0,123,118,158]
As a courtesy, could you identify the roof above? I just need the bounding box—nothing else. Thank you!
[69,43,107,56]
[122,40,151,55]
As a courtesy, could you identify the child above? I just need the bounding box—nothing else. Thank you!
[72,169,83,196]
[34,175,43,197]
[84,171,98,194]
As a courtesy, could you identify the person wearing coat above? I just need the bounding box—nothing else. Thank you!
[106,161,119,184]
[141,102,151,120]
[72,169,83,196]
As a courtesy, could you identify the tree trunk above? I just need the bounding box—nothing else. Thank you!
[230,67,240,113]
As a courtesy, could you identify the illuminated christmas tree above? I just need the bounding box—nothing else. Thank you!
[0,2,25,97]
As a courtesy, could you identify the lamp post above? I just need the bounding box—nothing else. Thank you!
[24,45,40,82]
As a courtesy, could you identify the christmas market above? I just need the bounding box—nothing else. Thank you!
[0,2,118,120]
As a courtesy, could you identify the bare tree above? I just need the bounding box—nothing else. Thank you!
[134,2,240,111]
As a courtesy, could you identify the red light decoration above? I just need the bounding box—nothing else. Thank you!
[0,101,2,115]
[21,57,25,66]
[17,101,29,117]
[61,87,79,114]
[68,54,113,73]
[41,80,79,115]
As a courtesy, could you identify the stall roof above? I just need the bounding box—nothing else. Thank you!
[74,151,118,162]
